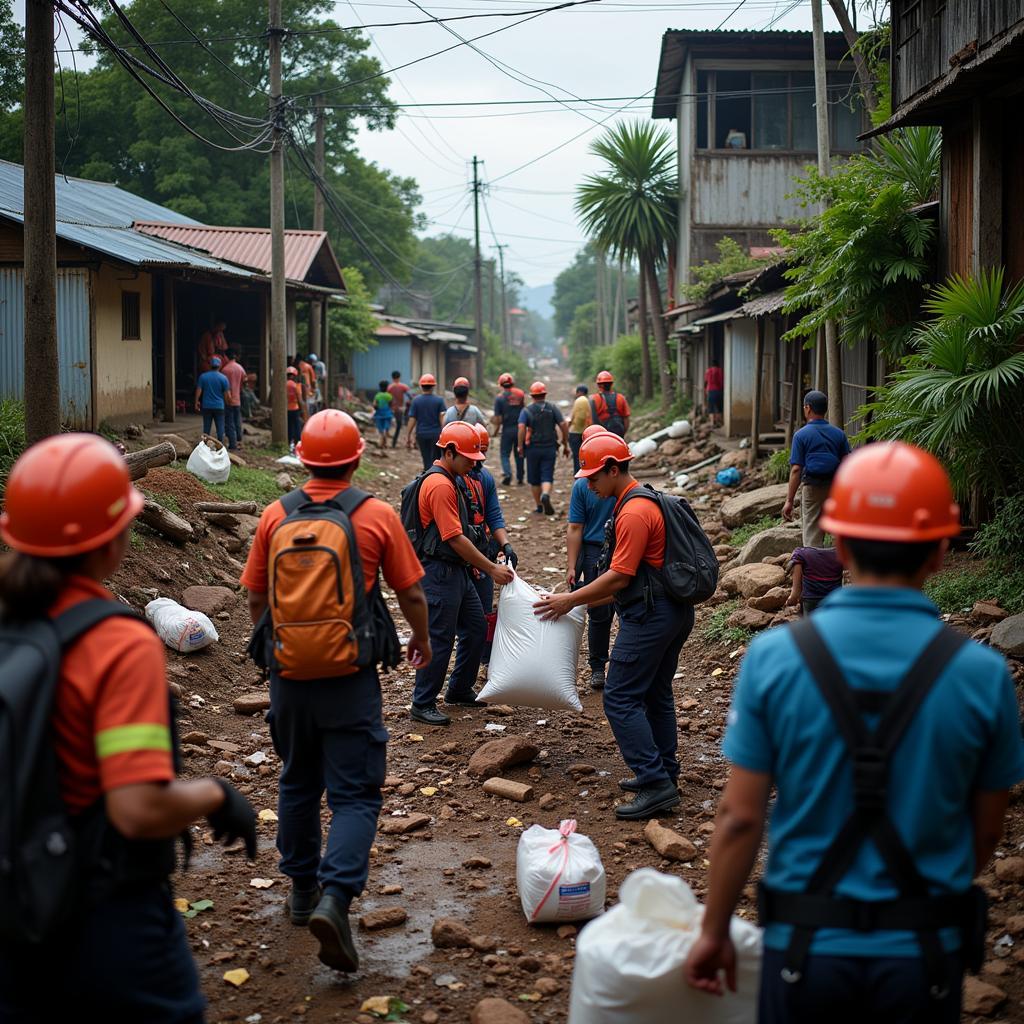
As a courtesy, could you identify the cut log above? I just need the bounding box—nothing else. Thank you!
[124,442,177,481]
[202,512,241,530]
[482,777,534,802]
[194,501,260,515]
[139,499,194,544]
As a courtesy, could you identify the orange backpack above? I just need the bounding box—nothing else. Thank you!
[266,487,378,680]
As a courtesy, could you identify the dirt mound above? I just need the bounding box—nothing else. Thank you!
[140,467,219,512]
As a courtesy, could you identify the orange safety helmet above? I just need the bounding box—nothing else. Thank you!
[296,409,366,467]
[575,432,632,478]
[474,423,490,453]
[529,381,547,397]
[819,441,961,543]
[0,433,145,557]
[498,372,514,387]
[286,366,298,377]
[582,424,608,441]
[436,420,485,461]
[419,373,437,387]
[595,370,614,385]
[453,376,470,390]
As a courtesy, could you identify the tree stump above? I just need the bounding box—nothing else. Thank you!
[124,442,177,482]
[138,499,194,544]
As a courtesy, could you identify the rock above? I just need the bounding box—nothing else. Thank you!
[233,692,270,715]
[359,907,408,931]
[747,587,790,613]
[227,451,247,468]
[208,739,240,754]
[470,934,498,953]
[533,977,562,996]
[463,857,492,869]
[432,917,472,948]
[422,1012,440,1024]
[181,585,235,618]
[556,925,577,940]
[567,763,596,776]
[169,681,183,699]
[659,438,685,457]
[275,471,294,492]
[720,563,787,599]
[181,730,207,745]
[470,998,530,1024]
[244,750,267,767]
[991,614,1024,657]
[482,778,534,802]
[379,812,432,835]
[734,525,800,566]
[233,514,262,541]
[643,820,698,862]
[713,543,736,559]
[962,977,1006,1016]
[538,793,557,811]
[720,484,790,528]
[159,433,193,459]
[972,601,1008,624]
[718,449,748,470]
[1005,914,1024,936]
[995,857,1024,882]
[468,736,539,779]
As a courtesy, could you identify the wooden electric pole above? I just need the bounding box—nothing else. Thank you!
[472,156,485,385]
[268,0,287,445]
[24,0,59,442]
[493,243,509,351]
[309,99,325,384]
[811,0,845,429]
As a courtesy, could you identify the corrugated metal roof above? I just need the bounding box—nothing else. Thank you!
[740,289,787,317]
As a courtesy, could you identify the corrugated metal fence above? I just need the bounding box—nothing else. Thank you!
[0,268,92,428]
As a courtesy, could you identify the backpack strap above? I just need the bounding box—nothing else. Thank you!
[53,599,144,648]
[279,487,313,516]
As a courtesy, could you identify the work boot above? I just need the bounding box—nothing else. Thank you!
[285,883,322,926]
[614,780,681,821]
[308,894,359,972]
[541,493,554,516]
[516,478,524,486]
[532,506,544,515]
[619,775,679,793]
[444,687,486,707]
[501,475,512,486]
[590,668,605,690]
[411,704,451,726]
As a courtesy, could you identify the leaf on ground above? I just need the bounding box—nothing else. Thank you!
[419,787,438,797]
[174,897,190,913]
[258,808,278,822]
[360,996,394,1015]
[506,817,524,827]
[518,992,542,1002]
[223,968,250,987]
[711,668,724,677]
[184,898,214,918]
[407,734,424,742]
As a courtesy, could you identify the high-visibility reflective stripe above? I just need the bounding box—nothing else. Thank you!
[95,723,172,759]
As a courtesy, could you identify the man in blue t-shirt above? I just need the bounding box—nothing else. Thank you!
[194,356,230,442]
[405,374,447,472]
[686,442,1024,1023]
[566,427,617,690]
[492,373,526,486]
[783,389,851,546]
[517,381,569,515]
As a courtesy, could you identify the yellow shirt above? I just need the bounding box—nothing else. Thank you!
[570,395,592,434]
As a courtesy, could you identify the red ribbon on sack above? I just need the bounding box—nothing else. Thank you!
[529,819,577,922]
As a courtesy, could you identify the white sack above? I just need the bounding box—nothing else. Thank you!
[479,573,585,712]
[629,437,657,458]
[517,820,606,924]
[275,454,304,468]
[568,868,762,1024]
[668,419,692,438]
[145,598,219,653]
[186,438,231,484]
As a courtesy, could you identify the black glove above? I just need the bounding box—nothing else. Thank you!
[502,543,518,570]
[208,779,257,859]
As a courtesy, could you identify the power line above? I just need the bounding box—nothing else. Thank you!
[715,0,749,30]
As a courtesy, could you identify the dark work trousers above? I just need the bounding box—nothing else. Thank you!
[578,541,612,670]
[287,408,303,446]
[201,407,225,442]
[759,948,963,1024]
[391,410,404,447]
[569,431,583,474]
[499,429,524,482]
[0,881,205,1023]
[449,569,494,686]
[268,667,387,905]
[603,594,694,786]
[417,435,439,473]
[801,597,824,616]
[224,404,243,449]
[413,559,485,707]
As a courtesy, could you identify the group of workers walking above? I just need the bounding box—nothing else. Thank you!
[3,365,1021,1023]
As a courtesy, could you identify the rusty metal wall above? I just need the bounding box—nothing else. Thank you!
[691,154,811,229]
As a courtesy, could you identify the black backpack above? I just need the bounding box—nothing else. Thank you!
[524,402,557,446]
[611,485,719,604]
[0,600,142,946]
[591,391,626,437]
[399,466,480,561]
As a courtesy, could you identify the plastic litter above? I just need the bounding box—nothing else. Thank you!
[674,472,690,488]
[275,454,304,468]
[186,437,230,484]
[716,466,742,487]
[667,419,692,439]
[517,820,606,924]
[479,573,585,712]
[628,438,657,458]
[568,868,761,1024]
[145,598,219,653]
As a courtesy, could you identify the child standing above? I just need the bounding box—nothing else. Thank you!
[786,545,844,615]
[372,380,394,449]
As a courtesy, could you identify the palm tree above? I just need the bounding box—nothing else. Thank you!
[576,121,677,405]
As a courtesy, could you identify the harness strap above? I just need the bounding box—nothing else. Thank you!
[53,600,143,648]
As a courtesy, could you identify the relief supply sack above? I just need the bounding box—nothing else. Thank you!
[568,868,762,1024]
[186,436,231,485]
[145,598,219,653]
[479,573,585,712]
[517,820,606,924]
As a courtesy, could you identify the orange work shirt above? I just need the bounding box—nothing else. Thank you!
[298,360,316,397]
[594,389,632,420]
[241,478,424,596]
[609,481,666,575]
[286,379,302,412]
[50,576,175,815]
[418,462,464,542]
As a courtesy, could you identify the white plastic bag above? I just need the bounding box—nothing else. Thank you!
[186,437,230,484]
[568,868,762,1024]
[275,454,304,468]
[517,820,606,924]
[629,437,657,458]
[145,598,220,653]
[668,419,692,438]
[479,573,585,711]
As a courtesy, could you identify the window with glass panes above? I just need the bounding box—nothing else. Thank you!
[694,69,863,152]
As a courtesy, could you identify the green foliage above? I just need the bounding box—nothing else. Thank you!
[765,449,790,484]
[129,529,146,551]
[858,268,1024,503]
[972,494,1024,572]
[144,490,182,515]
[702,600,752,646]
[774,127,941,357]
[567,301,600,377]
[729,515,782,548]
[329,266,378,361]
[485,332,531,388]
[0,0,23,112]
[0,398,25,490]
[681,237,771,304]
[203,465,289,506]
[924,564,1024,616]
[551,243,638,339]
[853,20,892,126]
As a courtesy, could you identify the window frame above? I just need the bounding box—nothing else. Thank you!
[121,290,141,341]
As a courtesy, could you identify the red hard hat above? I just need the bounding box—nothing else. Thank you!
[529,381,547,397]
[498,373,514,387]
[820,441,960,543]
[436,421,485,461]
[286,366,298,376]
[582,424,608,441]
[575,432,632,478]
[296,409,366,467]
[453,376,470,389]
[0,433,144,557]
[419,373,437,387]
[474,423,490,453]
[596,370,614,385]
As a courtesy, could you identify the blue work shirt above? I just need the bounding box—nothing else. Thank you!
[723,587,1024,958]
[568,477,616,545]
[790,418,851,482]
[517,401,563,447]
[494,391,524,434]
[408,393,447,438]
[465,465,505,533]
[196,370,230,410]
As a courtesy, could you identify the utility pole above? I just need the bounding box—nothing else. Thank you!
[309,99,325,371]
[811,0,845,429]
[493,243,509,351]
[472,156,485,385]
[268,0,287,445]
[487,259,496,334]
[24,0,59,442]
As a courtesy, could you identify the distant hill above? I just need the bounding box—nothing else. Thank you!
[522,282,554,320]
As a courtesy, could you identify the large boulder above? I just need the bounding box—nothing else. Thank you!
[727,606,775,631]
[467,736,539,779]
[748,586,790,612]
[735,524,801,566]
[718,449,748,470]
[991,614,1024,657]
[720,484,790,528]
[181,585,235,618]
[720,563,787,599]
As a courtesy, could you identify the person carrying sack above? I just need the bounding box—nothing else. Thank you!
[0,434,256,1022]
[241,410,431,974]
[686,442,1024,1022]
[589,370,630,438]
